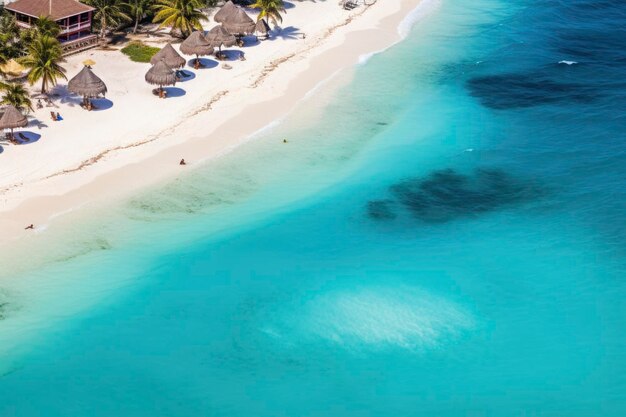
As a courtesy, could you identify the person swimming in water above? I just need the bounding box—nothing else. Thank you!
[25,224,34,230]
[179,159,187,165]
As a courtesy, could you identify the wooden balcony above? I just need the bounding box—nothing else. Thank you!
[15,21,31,30]
[59,21,92,35]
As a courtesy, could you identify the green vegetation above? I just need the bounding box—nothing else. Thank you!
[121,41,160,62]
[83,0,131,38]
[123,0,153,34]
[0,81,33,112]
[250,0,286,26]
[152,0,207,38]
[20,15,61,49]
[0,11,24,61]
[22,34,67,93]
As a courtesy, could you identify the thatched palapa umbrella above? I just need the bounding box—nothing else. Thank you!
[255,19,271,40]
[68,66,107,110]
[150,43,186,69]
[214,0,237,23]
[180,31,215,69]
[145,60,177,98]
[0,105,28,140]
[222,7,256,40]
[206,25,237,59]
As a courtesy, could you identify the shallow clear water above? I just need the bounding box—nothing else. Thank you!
[1,0,625,415]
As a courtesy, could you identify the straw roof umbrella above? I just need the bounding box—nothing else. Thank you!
[150,43,186,69]
[0,105,28,139]
[222,7,256,37]
[145,60,176,98]
[180,31,215,68]
[255,19,271,39]
[214,0,237,23]
[68,66,108,110]
[206,25,237,54]
[68,66,107,99]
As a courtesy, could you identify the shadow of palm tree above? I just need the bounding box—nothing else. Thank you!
[272,26,303,41]
[109,31,130,45]
[34,120,49,130]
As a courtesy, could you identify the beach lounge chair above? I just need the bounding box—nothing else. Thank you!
[18,132,28,142]
[50,111,57,121]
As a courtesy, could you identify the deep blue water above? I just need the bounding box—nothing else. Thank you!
[1,0,625,415]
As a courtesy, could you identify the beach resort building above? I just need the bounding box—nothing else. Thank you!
[4,0,97,54]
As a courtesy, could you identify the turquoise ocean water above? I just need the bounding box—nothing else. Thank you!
[1,0,625,415]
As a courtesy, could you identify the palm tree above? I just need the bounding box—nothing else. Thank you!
[21,15,61,46]
[250,0,286,26]
[34,15,61,37]
[153,0,207,38]
[0,81,33,112]
[83,0,131,40]
[22,35,67,94]
[0,13,24,60]
[124,0,152,34]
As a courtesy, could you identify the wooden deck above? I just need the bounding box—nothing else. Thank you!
[61,34,99,56]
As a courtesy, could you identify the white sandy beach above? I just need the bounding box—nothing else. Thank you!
[0,0,434,245]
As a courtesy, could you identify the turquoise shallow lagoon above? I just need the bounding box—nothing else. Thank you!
[1,0,625,415]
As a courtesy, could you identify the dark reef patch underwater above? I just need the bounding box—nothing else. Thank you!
[368,168,543,223]
[466,0,626,110]
[466,69,598,109]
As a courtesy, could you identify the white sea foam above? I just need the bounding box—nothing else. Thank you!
[358,51,377,65]
[357,0,441,67]
[558,60,578,65]
[398,0,442,38]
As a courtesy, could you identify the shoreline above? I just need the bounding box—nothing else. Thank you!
[0,0,436,247]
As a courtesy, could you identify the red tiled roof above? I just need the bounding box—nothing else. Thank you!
[5,0,94,21]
